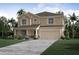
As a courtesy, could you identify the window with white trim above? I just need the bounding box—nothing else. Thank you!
[34,19,37,21]
[33,19,37,24]
[22,19,26,25]
[48,18,54,24]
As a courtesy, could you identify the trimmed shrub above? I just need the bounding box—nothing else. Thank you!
[60,36,65,40]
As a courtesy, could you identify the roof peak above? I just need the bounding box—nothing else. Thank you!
[36,11,56,14]
[35,11,62,16]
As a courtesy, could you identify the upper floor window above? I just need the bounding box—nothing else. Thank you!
[33,19,37,24]
[48,18,54,24]
[34,19,37,21]
[22,19,26,25]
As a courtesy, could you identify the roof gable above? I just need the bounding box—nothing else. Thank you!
[17,12,40,19]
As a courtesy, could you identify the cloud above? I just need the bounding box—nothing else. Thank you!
[0,3,79,20]
[61,9,79,17]
[37,3,46,8]
[30,3,79,17]
[30,3,60,13]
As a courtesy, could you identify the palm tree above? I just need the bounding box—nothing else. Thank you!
[69,13,77,39]
[17,9,26,16]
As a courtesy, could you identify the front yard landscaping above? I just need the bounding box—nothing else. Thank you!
[41,39,79,55]
[0,39,24,48]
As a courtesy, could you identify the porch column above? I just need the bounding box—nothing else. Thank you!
[14,29,16,36]
[26,30,28,36]
[14,29,17,39]
[30,19,31,25]
[35,29,38,38]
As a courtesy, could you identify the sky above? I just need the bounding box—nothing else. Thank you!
[0,3,79,20]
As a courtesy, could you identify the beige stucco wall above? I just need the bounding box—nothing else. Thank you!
[17,13,40,27]
[39,15,64,39]
[30,16,40,25]
[40,15,64,26]
[17,13,64,27]
[18,15,30,27]
[15,12,64,39]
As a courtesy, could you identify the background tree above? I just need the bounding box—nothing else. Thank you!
[64,16,72,39]
[74,20,79,38]
[0,16,8,38]
[8,18,16,39]
[69,13,78,39]
[17,9,26,16]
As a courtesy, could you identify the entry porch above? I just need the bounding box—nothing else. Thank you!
[14,24,40,39]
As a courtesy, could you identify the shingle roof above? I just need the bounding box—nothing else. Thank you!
[15,24,40,29]
[35,11,61,16]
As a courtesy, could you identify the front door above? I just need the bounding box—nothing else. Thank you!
[21,30,26,37]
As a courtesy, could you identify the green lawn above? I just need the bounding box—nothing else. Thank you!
[0,39,25,48]
[41,39,79,55]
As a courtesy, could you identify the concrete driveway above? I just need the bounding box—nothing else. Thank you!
[0,39,57,55]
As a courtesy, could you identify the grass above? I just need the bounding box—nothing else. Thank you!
[0,39,25,48]
[41,39,79,55]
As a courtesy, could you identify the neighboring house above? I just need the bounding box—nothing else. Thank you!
[14,11,64,39]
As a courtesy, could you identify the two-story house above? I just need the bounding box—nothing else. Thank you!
[14,11,64,39]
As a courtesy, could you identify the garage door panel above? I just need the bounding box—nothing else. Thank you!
[39,30,60,39]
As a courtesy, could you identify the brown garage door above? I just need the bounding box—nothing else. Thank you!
[39,30,60,39]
